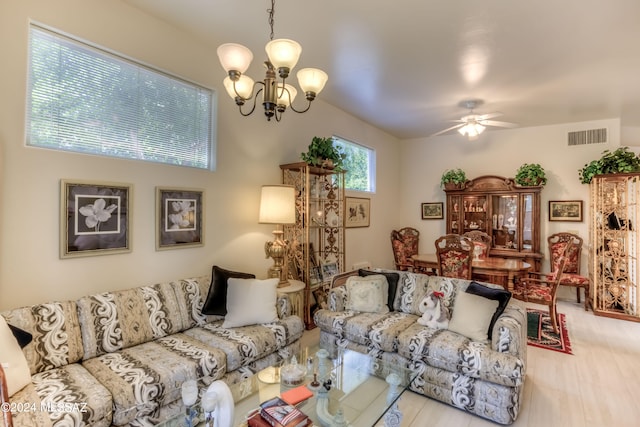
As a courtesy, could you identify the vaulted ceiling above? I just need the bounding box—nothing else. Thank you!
[125,0,640,139]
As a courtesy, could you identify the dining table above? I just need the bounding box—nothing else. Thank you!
[411,253,531,291]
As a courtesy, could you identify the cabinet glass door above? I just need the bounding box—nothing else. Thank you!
[491,195,519,250]
[462,195,487,232]
[521,194,534,251]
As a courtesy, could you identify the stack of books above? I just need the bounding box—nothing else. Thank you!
[247,396,311,427]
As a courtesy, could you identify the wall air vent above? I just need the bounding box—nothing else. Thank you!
[568,128,607,146]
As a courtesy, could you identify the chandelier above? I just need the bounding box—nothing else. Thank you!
[216,0,328,121]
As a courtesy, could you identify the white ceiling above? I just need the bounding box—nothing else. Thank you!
[124,0,640,140]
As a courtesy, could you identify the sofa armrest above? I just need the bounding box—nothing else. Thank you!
[327,287,348,312]
[276,294,292,319]
[491,299,527,362]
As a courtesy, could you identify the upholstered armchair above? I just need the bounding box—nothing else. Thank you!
[548,232,590,310]
[435,234,474,279]
[390,227,420,271]
[462,230,492,259]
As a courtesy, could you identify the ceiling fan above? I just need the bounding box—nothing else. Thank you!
[432,99,518,140]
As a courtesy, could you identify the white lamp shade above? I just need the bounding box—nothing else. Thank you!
[259,185,296,224]
[217,43,253,73]
[458,123,485,138]
[265,39,302,70]
[223,75,255,100]
[277,84,297,107]
[296,68,328,95]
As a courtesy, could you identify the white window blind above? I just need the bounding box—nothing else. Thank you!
[27,24,216,170]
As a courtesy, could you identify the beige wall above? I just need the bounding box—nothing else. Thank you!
[0,0,400,310]
[400,118,627,280]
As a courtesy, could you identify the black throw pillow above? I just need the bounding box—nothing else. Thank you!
[465,281,512,339]
[9,323,33,348]
[358,269,400,311]
[202,266,255,315]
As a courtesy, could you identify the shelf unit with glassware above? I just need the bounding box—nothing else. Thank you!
[444,175,542,270]
[280,162,345,329]
[589,173,640,321]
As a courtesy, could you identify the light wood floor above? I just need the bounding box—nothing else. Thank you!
[302,297,640,426]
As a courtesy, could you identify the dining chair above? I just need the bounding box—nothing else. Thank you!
[390,227,420,271]
[512,243,572,333]
[1,365,13,427]
[462,230,492,260]
[548,232,591,310]
[435,234,474,279]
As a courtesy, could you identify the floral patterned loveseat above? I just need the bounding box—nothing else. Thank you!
[314,269,527,425]
[1,275,304,427]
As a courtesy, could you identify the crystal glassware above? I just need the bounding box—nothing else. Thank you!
[181,380,198,427]
[201,389,218,427]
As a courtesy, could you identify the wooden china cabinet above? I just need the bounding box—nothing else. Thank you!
[444,175,543,270]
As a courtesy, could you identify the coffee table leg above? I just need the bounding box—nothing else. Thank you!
[384,373,402,427]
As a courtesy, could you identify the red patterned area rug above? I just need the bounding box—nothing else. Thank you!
[526,308,573,355]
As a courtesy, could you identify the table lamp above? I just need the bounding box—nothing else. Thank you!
[259,185,296,287]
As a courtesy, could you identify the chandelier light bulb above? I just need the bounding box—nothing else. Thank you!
[223,75,255,100]
[297,68,328,97]
[265,39,302,73]
[277,84,297,107]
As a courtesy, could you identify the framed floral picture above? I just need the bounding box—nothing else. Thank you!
[156,187,204,250]
[60,180,132,258]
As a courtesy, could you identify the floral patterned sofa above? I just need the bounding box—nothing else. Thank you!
[1,275,304,427]
[314,269,527,425]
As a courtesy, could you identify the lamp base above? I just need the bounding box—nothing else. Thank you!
[265,230,290,287]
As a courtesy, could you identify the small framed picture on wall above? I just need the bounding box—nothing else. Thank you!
[549,200,583,222]
[421,202,444,220]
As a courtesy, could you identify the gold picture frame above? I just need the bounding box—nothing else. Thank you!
[60,179,132,258]
[345,197,370,227]
[156,187,204,250]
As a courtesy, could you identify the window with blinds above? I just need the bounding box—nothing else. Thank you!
[27,24,216,170]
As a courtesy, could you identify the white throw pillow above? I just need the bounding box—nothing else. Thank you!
[0,316,31,396]
[448,291,499,342]
[345,274,389,314]
[222,278,279,328]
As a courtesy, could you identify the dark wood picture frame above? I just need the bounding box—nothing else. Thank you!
[549,200,583,222]
[422,202,444,219]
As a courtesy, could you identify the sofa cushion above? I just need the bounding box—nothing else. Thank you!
[0,316,30,396]
[222,278,279,328]
[465,281,512,339]
[202,266,256,316]
[345,275,389,314]
[2,301,84,374]
[172,276,222,328]
[314,310,418,352]
[397,323,524,387]
[77,282,186,359]
[448,291,499,342]
[358,269,399,310]
[183,316,304,372]
[82,333,226,426]
[10,363,113,427]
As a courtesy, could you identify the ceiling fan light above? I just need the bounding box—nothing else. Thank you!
[217,43,253,74]
[297,68,328,96]
[265,39,302,71]
[223,75,255,100]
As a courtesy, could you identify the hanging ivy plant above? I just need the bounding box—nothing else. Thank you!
[578,147,640,184]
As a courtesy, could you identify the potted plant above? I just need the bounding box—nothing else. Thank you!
[440,168,467,190]
[300,136,346,171]
[578,147,640,184]
[515,163,547,186]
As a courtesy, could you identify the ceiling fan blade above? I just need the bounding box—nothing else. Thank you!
[480,120,518,128]
[430,123,465,137]
[476,112,503,120]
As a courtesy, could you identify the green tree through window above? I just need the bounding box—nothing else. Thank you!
[333,136,375,192]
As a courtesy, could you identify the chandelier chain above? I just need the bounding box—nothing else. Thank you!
[267,0,275,41]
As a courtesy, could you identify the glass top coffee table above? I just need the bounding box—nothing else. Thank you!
[160,344,416,427]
